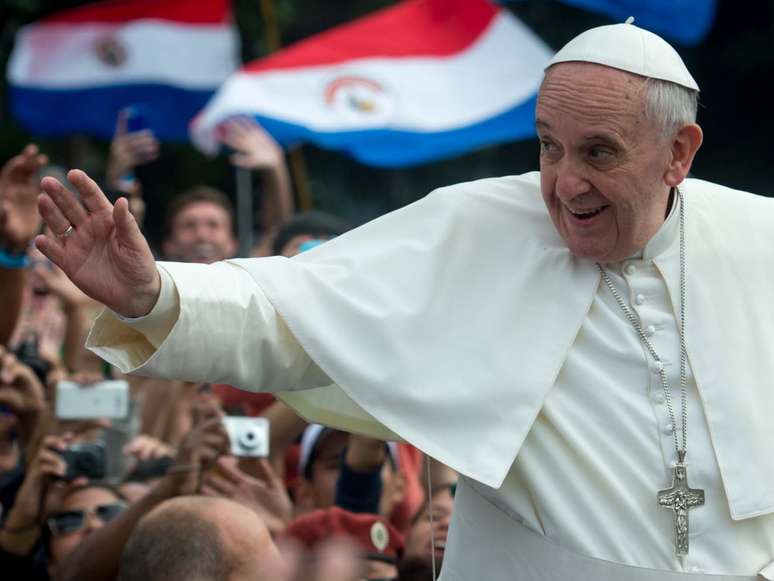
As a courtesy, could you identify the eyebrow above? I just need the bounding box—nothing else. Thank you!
[582,132,625,148]
[535,119,550,131]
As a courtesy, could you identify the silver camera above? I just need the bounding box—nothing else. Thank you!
[222,417,270,458]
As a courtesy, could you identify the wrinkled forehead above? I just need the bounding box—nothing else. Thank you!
[537,62,650,138]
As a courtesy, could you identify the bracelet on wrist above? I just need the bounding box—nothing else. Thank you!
[0,247,30,269]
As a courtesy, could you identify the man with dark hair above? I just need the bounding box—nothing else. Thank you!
[162,185,237,265]
[118,496,282,581]
[271,211,351,257]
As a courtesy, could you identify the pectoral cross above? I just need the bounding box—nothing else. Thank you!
[657,462,705,556]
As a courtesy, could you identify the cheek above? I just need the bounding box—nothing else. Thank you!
[50,534,83,562]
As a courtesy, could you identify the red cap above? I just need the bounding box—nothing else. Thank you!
[283,507,404,563]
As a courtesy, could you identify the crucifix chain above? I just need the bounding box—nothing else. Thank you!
[597,189,704,556]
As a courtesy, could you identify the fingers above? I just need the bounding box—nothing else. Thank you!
[67,169,112,213]
[37,190,72,238]
[201,472,235,497]
[113,197,144,247]
[34,233,65,270]
[44,176,89,227]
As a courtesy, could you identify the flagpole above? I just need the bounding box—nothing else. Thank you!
[259,0,315,211]
[236,167,253,256]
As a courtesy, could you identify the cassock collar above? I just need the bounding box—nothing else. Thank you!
[617,189,681,266]
[642,189,681,262]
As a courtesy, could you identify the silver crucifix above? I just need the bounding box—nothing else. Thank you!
[657,462,705,556]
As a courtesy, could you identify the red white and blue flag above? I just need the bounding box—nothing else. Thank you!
[8,0,238,141]
[191,0,552,167]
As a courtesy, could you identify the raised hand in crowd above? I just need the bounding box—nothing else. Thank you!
[219,116,284,171]
[36,170,159,318]
[202,455,293,536]
[0,144,48,251]
[218,116,294,249]
[105,110,159,191]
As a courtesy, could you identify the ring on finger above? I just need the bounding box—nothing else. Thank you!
[58,224,75,239]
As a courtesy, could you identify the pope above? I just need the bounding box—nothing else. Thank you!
[35,20,774,581]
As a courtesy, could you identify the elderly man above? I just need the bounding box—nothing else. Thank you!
[34,21,774,581]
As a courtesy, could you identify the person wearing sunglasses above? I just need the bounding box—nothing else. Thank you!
[46,485,125,578]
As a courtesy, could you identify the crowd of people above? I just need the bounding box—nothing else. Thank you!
[0,115,457,580]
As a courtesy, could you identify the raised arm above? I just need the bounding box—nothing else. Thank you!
[35,170,159,318]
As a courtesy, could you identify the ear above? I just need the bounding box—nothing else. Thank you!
[663,123,703,187]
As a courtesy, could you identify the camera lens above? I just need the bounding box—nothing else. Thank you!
[238,428,258,450]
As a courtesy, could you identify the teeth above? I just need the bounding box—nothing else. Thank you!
[570,206,605,217]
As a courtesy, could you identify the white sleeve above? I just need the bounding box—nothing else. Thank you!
[86,260,332,393]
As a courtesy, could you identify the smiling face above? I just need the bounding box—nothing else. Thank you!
[536,62,677,263]
[163,200,236,264]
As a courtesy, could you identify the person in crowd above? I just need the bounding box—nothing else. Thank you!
[39,20,774,579]
[295,426,403,520]
[399,483,455,579]
[117,495,282,581]
[46,484,126,578]
[283,506,403,580]
[0,145,47,345]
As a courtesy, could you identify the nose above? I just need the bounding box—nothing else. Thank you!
[84,511,104,533]
[553,156,591,202]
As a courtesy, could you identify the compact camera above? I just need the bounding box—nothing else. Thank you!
[59,442,107,482]
[222,417,270,458]
[55,380,129,420]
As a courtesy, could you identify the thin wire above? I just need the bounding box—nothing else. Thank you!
[426,454,437,580]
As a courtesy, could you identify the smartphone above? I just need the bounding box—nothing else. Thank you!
[55,380,129,420]
[123,105,149,133]
[222,416,270,458]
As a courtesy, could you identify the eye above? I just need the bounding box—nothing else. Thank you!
[588,146,614,161]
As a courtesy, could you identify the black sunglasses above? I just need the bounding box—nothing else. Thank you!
[47,502,126,536]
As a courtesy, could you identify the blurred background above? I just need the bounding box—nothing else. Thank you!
[1,0,772,249]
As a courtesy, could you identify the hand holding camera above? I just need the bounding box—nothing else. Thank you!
[160,401,229,496]
[201,455,292,535]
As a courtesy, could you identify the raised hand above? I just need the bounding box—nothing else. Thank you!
[218,117,284,170]
[35,170,159,318]
[202,455,293,535]
[106,110,159,186]
[0,144,48,250]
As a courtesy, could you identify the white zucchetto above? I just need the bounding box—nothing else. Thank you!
[546,18,700,91]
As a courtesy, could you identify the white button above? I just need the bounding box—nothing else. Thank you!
[635,294,645,305]
[653,361,664,372]
[663,423,674,435]
[645,325,656,337]
[653,392,665,404]
[624,264,636,275]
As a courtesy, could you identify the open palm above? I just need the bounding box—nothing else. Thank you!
[35,169,159,317]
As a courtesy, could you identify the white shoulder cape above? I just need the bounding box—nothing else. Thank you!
[235,171,774,520]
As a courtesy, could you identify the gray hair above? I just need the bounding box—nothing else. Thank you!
[642,78,699,138]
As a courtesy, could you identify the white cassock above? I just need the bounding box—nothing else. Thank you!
[87,172,774,580]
